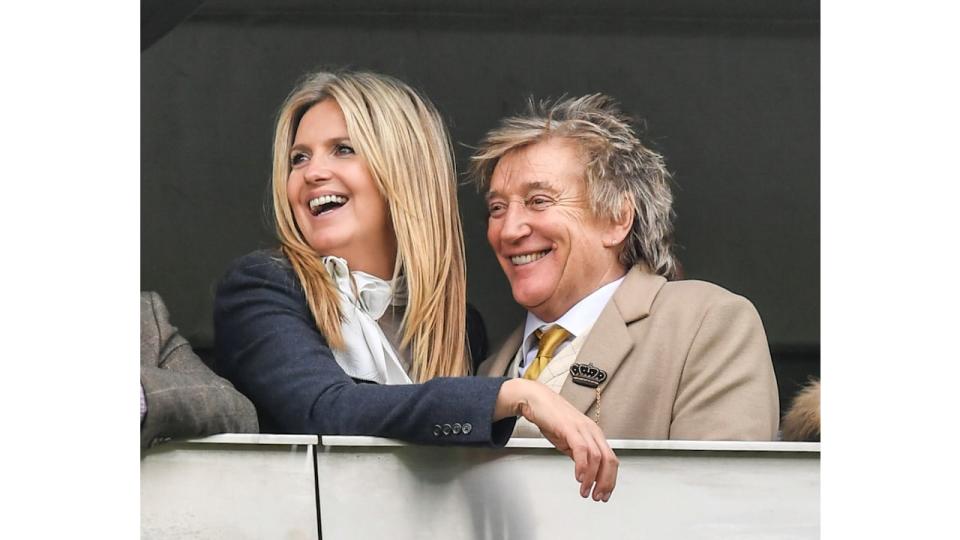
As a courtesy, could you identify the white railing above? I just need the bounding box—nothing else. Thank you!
[141,435,820,539]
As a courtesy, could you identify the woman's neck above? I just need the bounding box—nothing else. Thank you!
[350,258,394,280]
[329,243,397,280]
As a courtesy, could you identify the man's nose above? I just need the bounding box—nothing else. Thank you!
[499,202,532,242]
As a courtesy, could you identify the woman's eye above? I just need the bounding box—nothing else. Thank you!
[487,203,507,217]
[334,143,355,156]
[290,152,309,166]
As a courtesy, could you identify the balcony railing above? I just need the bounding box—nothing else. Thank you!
[141,434,820,539]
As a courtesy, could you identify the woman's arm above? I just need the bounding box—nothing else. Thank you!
[494,378,619,502]
[215,250,617,499]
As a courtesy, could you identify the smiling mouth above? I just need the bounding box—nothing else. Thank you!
[509,249,551,266]
[309,195,348,216]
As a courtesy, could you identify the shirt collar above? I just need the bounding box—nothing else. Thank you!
[520,275,627,359]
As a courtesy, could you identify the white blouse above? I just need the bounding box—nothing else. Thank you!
[322,256,412,385]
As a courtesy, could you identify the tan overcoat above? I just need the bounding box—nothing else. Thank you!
[479,266,780,440]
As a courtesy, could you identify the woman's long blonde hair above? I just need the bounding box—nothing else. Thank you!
[271,70,469,380]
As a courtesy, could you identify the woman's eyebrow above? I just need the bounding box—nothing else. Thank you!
[290,136,352,152]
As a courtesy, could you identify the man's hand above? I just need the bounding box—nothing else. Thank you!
[495,378,619,502]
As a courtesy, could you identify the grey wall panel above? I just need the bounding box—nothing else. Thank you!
[140,435,319,539]
[316,437,820,539]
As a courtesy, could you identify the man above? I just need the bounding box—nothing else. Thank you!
[472,95,779,440]
[141,291,259,450]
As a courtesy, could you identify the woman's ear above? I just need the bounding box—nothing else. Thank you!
[602,196,634,248]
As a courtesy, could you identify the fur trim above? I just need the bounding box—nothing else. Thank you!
[781,379,820,442]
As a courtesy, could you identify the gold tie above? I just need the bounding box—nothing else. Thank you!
[523,325,571,381]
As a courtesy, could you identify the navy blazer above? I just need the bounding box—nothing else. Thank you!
[214,250,516,445]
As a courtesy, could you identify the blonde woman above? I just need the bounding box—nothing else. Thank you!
[214,71,617,501]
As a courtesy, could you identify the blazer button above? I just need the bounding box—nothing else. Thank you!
[442,424,452,436]
[462,423,472,435]
[452,423,462,435]
[433,424,442,437]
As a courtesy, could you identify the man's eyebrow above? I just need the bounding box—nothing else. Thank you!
[525,181,559,192]
[485,181,559,201]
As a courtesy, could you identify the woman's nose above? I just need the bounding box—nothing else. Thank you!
[304,158,333,183]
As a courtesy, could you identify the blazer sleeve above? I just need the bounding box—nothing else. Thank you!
[213,251,516,446]
[669,293,780,441]
[140,292,260,450]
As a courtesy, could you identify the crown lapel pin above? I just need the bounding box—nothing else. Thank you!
[570,362,608,388]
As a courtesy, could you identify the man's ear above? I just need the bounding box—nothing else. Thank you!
[602,196,634,248]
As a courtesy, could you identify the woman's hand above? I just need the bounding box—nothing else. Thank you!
[494,378,619,502]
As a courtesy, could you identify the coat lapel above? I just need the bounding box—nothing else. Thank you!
[482,326,524,377]
[558,266,667,414]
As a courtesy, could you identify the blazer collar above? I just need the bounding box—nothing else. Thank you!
[487,326,524,377]
[613,263,666,323]
[558,265,667,413]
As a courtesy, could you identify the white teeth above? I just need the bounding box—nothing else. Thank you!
[510,250,549,266]
[309,195,348,210]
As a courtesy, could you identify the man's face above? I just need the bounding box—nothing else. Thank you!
[486,137,628,322]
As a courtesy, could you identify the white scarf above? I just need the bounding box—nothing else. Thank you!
[322,256,412,385]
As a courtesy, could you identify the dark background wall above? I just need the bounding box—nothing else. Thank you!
[141,0,819,411]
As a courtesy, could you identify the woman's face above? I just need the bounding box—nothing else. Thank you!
[287,99,396,277]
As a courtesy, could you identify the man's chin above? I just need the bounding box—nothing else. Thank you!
[511,289,551,314]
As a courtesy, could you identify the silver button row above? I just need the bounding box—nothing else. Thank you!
[432,422,472,437]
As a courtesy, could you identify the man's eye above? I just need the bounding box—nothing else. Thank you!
[334,143,355,156]
[290,152,309,166]
[487,203,507,217]
[528,196,554,210]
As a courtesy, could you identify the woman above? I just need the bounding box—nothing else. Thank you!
[214,70,617,500]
